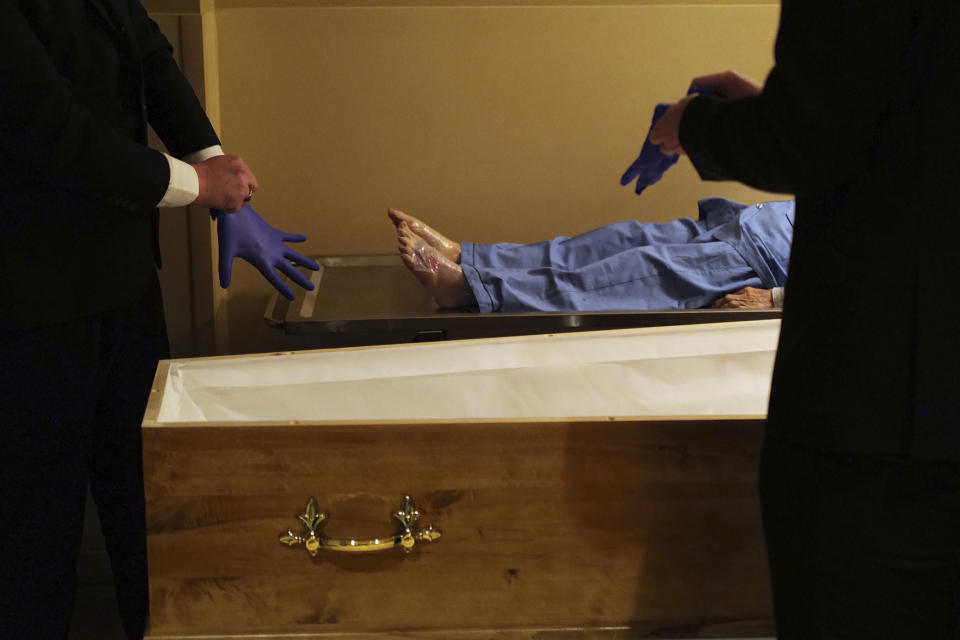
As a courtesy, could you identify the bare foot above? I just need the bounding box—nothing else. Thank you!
[388,208,461,263]
[397,222,474,309]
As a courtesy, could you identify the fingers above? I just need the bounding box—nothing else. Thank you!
[229,255,315,299]
[193,155,259,211]
[689,72,730,93]
[243,179,259,204]
[253,261,297,301]
[271,277,297,301]
[648,97,692,156]
[278,235,319,272]
[283,248,320,271]
[714,292,745,308]
[718,298,746,308]
[218,254,234,289]
[280,232,308,244]
[714,286,774,309]
[689,71,762,100]
[620,160,643,185]
[276,260,315,292]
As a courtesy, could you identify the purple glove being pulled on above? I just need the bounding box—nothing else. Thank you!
[620,86,719,195]
[619,102,677,195]
[213,204,320,300]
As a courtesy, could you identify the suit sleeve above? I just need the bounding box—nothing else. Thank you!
[679,0,919,198]
[128,0,221,159]
[0,0,170,211]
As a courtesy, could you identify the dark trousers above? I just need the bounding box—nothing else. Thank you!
[0,277,169,640]
[759,435,960,639]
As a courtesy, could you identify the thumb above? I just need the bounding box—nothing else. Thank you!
[219,252,233,289]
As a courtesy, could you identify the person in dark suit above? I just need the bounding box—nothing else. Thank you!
[649,2,960,638]
[0,2,306,638]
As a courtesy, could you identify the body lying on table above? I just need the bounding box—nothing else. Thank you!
[390,197,793,312]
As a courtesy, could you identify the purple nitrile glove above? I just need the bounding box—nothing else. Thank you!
[620,86,719,195]
[619,102,678,196]
[213,204,320,300]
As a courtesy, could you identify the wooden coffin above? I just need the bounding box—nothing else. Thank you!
[143,321,777,639]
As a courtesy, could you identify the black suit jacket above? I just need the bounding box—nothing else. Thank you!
[679,0,960,459]
[0,0,220,329]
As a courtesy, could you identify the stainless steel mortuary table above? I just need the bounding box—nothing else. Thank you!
[264,255,781,348]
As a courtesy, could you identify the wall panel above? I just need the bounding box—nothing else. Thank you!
[152,1,783,353]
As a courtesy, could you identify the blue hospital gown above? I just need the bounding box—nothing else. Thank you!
[460,197,794,312]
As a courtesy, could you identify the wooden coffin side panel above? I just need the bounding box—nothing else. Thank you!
[144,419,772,637]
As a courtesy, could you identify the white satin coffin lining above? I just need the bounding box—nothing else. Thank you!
[156,319,780,423]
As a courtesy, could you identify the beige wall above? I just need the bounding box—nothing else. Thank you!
[152,1,784,354]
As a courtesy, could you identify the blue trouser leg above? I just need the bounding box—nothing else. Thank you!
[465,217,707,271]
[462,219,760,312]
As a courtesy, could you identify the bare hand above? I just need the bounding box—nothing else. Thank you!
[648,94,695,156]
[648,71,762,156]
[714,286,774,309]
[193,155,259,212]
[690,70,762,100]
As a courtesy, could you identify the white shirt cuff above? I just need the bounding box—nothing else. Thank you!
[771,286,785,308]
[182,145,224,164]
[157,145,225,208]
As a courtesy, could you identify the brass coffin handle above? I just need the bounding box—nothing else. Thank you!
[279,495,441,556]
